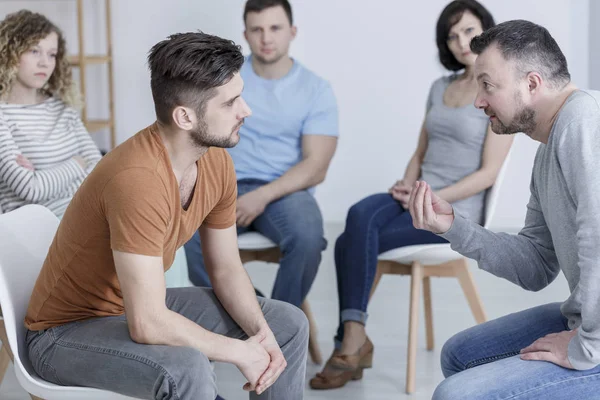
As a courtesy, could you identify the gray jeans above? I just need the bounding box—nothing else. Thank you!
[26,287,309,399]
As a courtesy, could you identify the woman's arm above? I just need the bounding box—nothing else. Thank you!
[0,117,86,203]
[436,125,513,203]
[402,120,428,185]
[390,121,429,207]
[71,114,103,174]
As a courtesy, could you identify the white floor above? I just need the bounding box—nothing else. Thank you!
[0,223,570,399]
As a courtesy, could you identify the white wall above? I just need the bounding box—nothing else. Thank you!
[590,0,600,90]
[1,0,590,229]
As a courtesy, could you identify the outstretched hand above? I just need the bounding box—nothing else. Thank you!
[408,181,454,234]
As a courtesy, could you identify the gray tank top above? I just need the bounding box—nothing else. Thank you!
[420,75,490,224]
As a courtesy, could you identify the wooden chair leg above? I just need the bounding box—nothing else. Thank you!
[0,344,10,384]
[423,276,434,351]
[454,259,487,324]
[406,262,423,394]
[30,396,44,400]
[0,319,13,362]
[301,301,323,365]
[369,263,385,299]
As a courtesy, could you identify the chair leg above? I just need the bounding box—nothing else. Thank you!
[0,344,10,384]
[369,263,385,299]
[30,396,44,400]
[406,262,423,394]
[454,259,487,324]
[301,301,323,365]
[0,319,13,362]
[423,277,434,351]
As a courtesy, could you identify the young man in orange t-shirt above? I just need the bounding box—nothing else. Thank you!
[24,31,308,399]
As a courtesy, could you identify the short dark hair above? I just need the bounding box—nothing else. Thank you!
[147,32,244,124]
[243,0,293,25]
[436,0,495,71]
[470,20,570,88]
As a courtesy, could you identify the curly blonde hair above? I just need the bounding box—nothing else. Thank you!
[0,10,79,106]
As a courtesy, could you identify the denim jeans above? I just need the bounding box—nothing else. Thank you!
[433,302,600,399]
[26,287,309,400]
[184,179,326,308]
[334,193,447,346]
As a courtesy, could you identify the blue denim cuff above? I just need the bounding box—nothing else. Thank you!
[341,309,368,325]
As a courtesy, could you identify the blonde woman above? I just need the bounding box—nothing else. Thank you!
[0,10,101,217]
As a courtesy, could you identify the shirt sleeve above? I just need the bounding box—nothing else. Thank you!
[302,82,339,137]
[202,151,237,229]
[103,168,172,256]
[426,78,442,113]
[440,175,561,292]
[70,112,103,175]
[0,111,85,202]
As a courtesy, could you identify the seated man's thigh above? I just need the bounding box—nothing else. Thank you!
[433,354,600,400]
[442,303,568,375]
[254,190,325,249]
[33,316,216,399]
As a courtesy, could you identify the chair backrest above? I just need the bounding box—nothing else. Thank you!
[0,205,59,377]
[482,149,512,229]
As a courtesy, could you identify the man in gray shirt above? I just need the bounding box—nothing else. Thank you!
[409,20,600,399]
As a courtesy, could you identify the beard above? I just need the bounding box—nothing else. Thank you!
[488,91,536,135]
[189,118,243,149]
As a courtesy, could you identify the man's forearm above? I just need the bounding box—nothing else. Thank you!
[211,265,269,336]
[260,159,326,203]
[441,214,560,291]
[133,309,244,363]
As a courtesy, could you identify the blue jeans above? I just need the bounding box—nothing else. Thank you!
[434,302,600,399]
[184,179,326,308]
[334,193,447,345]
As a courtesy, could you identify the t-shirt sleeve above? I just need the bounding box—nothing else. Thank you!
[426,78,442,113]
[103,168,171,256]
[202,151,237,229]
[302,81,339,137]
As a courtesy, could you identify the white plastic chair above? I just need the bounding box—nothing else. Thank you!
[373,153,511,394]
[237,232,323,364]
[0,205,135,399]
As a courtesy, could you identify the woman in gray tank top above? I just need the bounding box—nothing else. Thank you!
[311,0,513,390]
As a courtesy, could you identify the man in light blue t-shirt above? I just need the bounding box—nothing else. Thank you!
[185,0,338,310]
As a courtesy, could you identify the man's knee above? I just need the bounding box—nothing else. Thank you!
[158,349,216,399]
[270,300,309,344]
[440,330,469,378]
[281,228,326,257]
[432,374,465,400]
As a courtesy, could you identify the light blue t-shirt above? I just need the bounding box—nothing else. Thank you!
[228,56,339,183]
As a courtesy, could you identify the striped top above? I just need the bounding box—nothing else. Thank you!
[0,97,102,217]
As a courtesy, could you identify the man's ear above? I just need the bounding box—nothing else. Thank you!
[171,106,196,131]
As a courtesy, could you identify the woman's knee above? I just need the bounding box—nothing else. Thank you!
[346,193,396,227]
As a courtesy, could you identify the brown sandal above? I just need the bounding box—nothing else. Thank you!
[309,337,373,390]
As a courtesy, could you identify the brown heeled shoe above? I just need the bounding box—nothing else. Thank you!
[309,337,374,390]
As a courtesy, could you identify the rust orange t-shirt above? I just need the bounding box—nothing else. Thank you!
[25,123,237,331]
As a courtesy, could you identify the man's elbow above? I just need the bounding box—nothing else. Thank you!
[311,167,328,186]
[128,316,160,344]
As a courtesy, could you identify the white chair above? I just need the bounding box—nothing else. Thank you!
[237,232,323,364]
[373,153,511,394]
[0,205,135,400]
